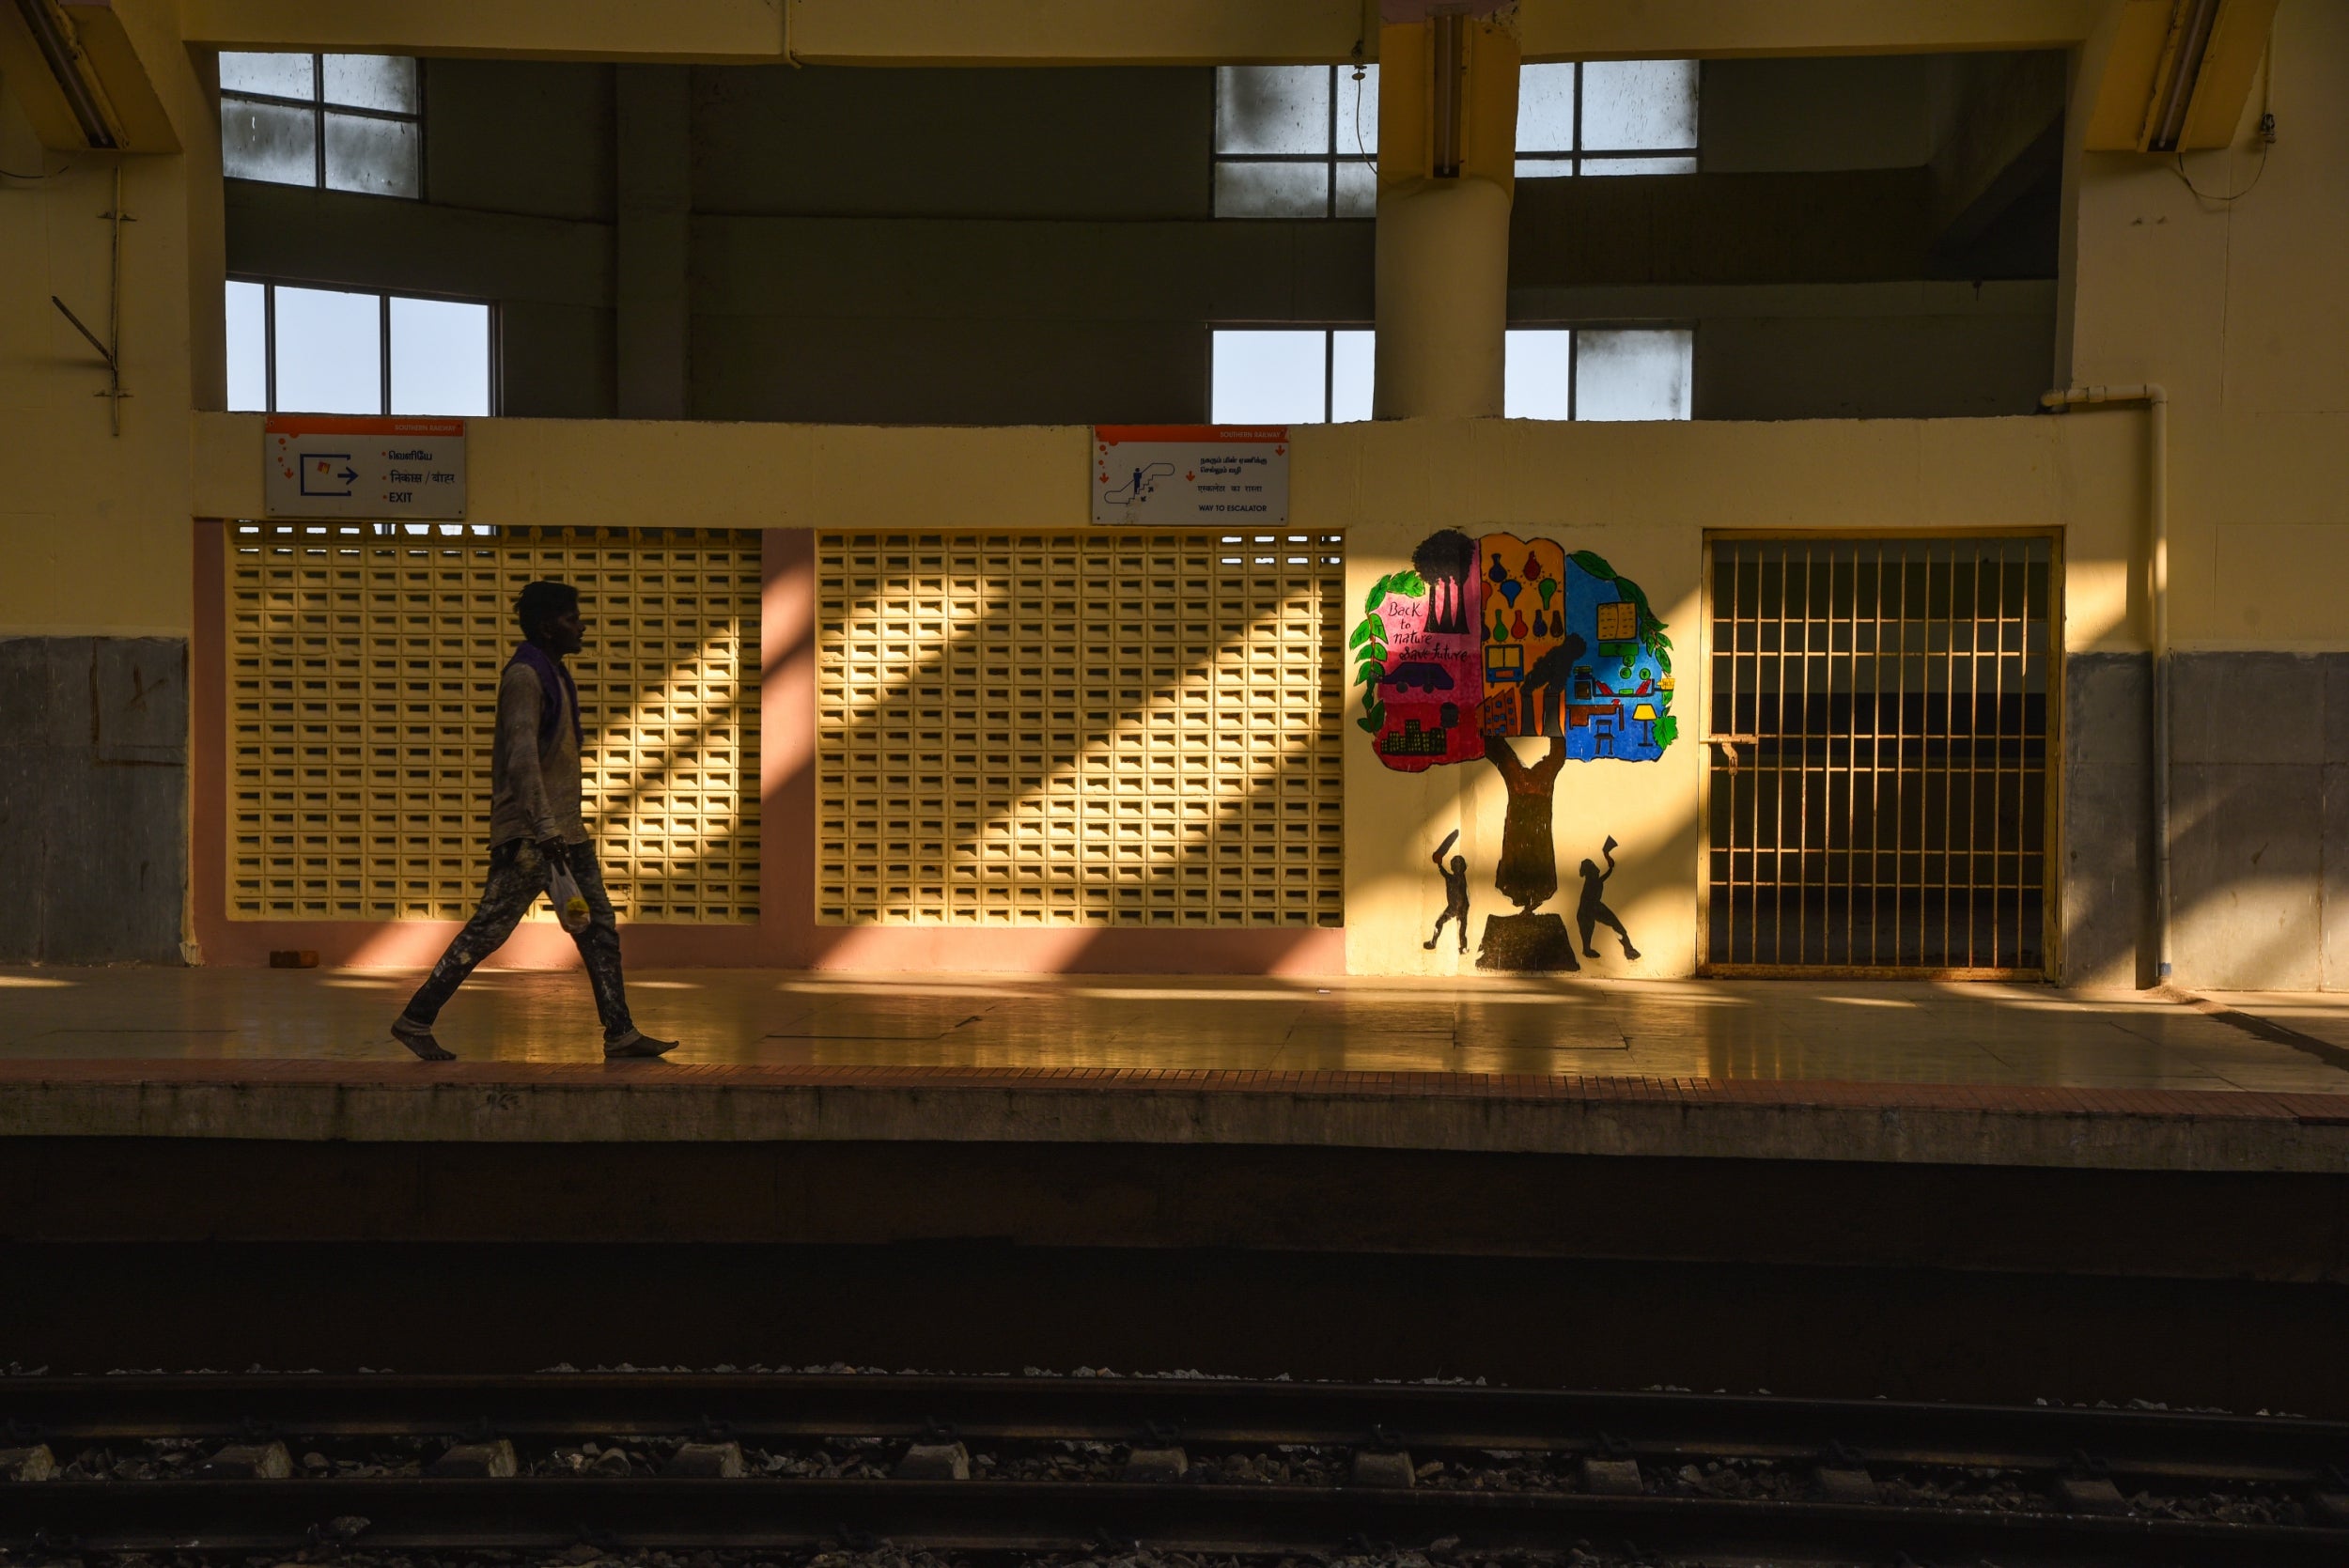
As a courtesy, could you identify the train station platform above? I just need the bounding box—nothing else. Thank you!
[2,967,2345,1172]
[5,967,2347,1405]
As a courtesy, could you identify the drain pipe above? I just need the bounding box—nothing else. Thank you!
[2040,382,2170,983]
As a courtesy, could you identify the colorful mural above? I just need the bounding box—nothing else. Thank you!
[1354,534,1676,769]
[1357,536,1672,971]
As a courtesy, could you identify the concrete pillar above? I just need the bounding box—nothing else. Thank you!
[1372,9,1519,421]
[616,65,691,420]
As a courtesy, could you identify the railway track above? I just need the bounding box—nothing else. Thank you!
[4,1372,2347,1562]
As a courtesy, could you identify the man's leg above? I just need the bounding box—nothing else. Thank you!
[566,844,677,1058]
[1423,909,1451,950]
[392,842,544,1059]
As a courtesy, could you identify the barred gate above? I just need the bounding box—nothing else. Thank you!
[1703,536,2056,976]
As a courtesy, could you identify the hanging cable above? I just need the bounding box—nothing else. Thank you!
[2172,112,2275,205]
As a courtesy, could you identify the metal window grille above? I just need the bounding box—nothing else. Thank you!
[816,530,1345,926]
[226,523,760,923]
[1703,536,2055,976]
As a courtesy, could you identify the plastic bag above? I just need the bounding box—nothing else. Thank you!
[546,854,592,934]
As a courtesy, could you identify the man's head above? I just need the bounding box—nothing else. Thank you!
[516,580,584,656]
[1450,856,1467,876]
[1579,859,1600,878]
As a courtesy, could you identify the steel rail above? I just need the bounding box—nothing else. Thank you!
[0,1476,2343,1563]
[7,1374,2347,1485]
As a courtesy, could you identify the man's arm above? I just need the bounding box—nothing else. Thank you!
[497,666,564,846]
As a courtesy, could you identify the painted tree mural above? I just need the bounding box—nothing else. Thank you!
[1353,532,1674,968]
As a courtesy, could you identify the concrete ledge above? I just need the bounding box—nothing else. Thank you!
[1,1063,2344,1172]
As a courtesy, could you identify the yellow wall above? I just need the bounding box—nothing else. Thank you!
[189,409,2141,978]
[2064,0,2349,650]
[0,0,214,637]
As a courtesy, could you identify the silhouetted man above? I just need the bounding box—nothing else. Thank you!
[1423,829,1470,953]
[1576,834,1641,961]
[390,581,677,1061]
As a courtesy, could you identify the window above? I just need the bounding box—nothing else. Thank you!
[1213,65,1378,217]
[1211,330,1374,423]
[1517,60,1698,177]
[1212,58,1695,212]
[220,52,420,197]
[226,281,493,416]
[1505,329,1692,420]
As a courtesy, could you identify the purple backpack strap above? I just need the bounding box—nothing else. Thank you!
[506,643,583,749]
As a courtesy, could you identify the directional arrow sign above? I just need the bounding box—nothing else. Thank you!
[264,416,468,520]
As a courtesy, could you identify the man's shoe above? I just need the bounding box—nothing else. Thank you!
[603,1029,679,1060]
[391,1015,455,1062]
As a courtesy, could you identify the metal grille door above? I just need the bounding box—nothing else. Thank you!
[1704,536,2054,975]
[817,530,1345,927]
[226,523,761,923]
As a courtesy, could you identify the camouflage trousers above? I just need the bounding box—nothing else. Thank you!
[399,838,635,1042]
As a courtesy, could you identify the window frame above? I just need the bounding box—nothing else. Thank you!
[229,276,500,417]
[1211,65,1378,220]
[1503,321,1698,421]
[1208,325,1374,425]
[219,51,425,198]
[1516,60,1701,176]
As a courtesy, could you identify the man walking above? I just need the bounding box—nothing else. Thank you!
[391,580,677,1061]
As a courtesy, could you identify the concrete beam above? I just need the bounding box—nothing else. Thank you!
[174,0,2107,66]
[1924,51,2067,267]
[0,0,183,150]
[178,0,788,62]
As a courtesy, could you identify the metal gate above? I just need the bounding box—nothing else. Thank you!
[1703,536,2055,976]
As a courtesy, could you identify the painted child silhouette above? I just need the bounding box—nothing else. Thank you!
[1577,834,1641,960]
[1424,829,1471,953]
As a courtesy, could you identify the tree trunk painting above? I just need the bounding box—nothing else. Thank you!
[1353,534,1675,970]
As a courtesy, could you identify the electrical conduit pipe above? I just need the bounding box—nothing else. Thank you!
[2039,382,2170,984]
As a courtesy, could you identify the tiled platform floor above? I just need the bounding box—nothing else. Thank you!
[3,967,2345,1093]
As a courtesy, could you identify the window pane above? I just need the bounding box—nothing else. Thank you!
[1516,156,1576,179]
[1576,329,1692,421]
[1330,330,1374,423]
[273,285,381,414]
[222,99,315,186]
[1333,158,1377,217]
[1213,160,1328,219]
[225,281,267,411]
[322,54,417,114]
[1517,62,1576,154]
[1584,154,1698,176]
[219,52,315,101]
[1337,62,1378,156]
[1216,66,1329,154]
[391,296,490,416]
[1504,329,1575,420]
[324,111,419,197]
[1581,59,1698,150]
[1212,331,1326,424]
